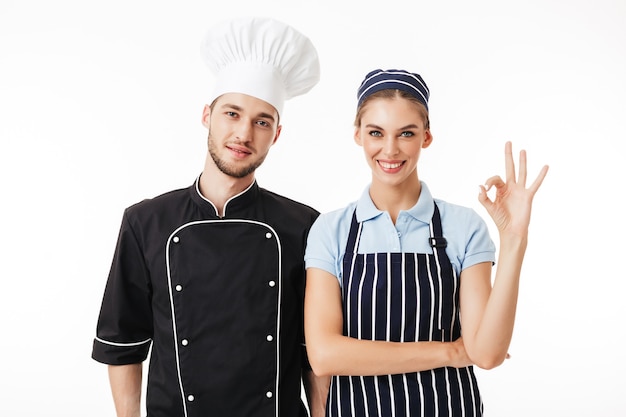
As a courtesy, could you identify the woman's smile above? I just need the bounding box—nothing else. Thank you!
[377,160,405,172]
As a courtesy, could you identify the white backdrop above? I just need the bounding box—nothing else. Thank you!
[1,0,624,415]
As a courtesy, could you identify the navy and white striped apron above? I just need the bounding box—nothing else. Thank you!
[327,204,483,417]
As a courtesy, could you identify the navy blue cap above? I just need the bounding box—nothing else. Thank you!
[357,69,430,110]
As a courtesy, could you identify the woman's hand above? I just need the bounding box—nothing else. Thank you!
[478,141,549,238]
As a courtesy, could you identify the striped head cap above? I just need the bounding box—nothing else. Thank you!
[357,69,430,111]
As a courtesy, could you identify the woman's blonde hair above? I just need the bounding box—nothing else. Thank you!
[354,89,430,130]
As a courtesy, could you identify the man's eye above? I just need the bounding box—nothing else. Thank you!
[257,120,269,127]
[226,111,237,117]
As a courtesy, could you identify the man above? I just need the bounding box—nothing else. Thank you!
[92,17,328,417]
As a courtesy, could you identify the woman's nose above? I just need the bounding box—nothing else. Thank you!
[382,136,398,156]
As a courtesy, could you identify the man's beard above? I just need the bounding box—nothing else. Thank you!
[208,134,267,179]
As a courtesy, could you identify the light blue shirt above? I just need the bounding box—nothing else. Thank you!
[305,182,496,285]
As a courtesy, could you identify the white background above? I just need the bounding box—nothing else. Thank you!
[1,0,624,415]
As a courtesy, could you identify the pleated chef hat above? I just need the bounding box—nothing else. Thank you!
[201,17,320,115]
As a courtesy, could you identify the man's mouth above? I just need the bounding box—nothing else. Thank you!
[227,145,252,156]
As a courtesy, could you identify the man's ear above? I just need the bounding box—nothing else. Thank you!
[201,104,211,128]
[272,125,282,145]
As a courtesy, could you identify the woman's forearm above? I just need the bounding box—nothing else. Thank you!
[463,235,527,369]
[308,335,470,377]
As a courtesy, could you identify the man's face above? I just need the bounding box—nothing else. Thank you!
[203,93,281,179]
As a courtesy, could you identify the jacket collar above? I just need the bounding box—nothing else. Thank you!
[190,174,259,217]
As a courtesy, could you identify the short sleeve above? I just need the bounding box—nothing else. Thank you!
[459,209,496,271]
[91,210,153,365]
[304,214,340,278]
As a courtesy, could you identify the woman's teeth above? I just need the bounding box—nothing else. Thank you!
[379,161,402,169]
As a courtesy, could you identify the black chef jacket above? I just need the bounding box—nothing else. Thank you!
[92,177,319,417]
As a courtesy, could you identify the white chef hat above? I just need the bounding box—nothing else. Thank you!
[201,17,320,116]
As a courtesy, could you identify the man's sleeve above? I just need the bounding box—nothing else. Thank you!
[92,210,153,365]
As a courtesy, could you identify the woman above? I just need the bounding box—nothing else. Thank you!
[304,69,548,416]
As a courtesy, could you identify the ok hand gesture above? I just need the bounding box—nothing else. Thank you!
[478,141,549,238]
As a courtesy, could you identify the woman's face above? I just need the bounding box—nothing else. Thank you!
[354,97,432,189]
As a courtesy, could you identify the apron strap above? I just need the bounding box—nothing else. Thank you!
[429,203,452,264]
[345,210,362,255]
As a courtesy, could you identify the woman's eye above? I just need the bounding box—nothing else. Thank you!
[400,131,414,137]
[369,130,382,137]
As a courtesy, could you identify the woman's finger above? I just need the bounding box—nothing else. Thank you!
[477,184,492,208]
[504,141,516,183]
[528,165,550,194]
[518,149,528,187]
[483,175,505,191]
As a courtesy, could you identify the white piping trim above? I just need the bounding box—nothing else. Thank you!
[165,219,283,417]
[95,337,152,347]
[194,176,256,217]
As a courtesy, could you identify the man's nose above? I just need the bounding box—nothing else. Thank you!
[235,120,253,141]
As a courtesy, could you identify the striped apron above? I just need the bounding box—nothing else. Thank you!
[327,204,483,417]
